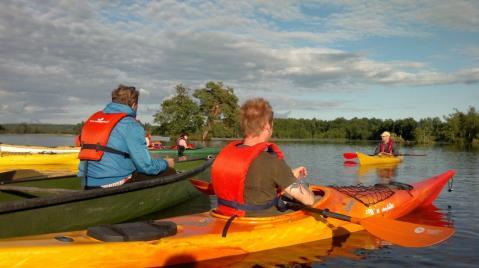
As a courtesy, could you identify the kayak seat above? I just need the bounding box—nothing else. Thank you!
[87,221,177,242]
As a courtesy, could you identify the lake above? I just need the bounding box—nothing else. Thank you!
[0,134,477,267]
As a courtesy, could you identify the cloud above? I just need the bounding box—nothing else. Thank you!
[0,0,477,123]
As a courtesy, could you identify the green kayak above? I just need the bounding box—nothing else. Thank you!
[149,147,220,157]
[0,156,213,238]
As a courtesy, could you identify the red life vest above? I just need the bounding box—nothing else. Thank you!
[211,140,284,216]
[379,139,394,154]
[78,111,129,161]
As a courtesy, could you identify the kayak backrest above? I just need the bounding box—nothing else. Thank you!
[87,221,177,242]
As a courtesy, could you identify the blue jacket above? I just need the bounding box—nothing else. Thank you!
[78,102,168,187]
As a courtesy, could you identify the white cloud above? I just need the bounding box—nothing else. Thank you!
[0,0,477,123]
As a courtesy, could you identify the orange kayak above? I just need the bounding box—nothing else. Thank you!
[0,170,455,267]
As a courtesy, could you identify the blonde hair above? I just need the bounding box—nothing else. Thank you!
[240,98,274,137]
[111,84,139,107]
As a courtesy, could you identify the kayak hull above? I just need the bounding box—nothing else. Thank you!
[0,170,455,267]
[0,143,80,154]
[356,152,403,165]
[0,153,79,166]
[0,159,212,238]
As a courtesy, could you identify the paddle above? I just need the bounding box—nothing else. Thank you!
[189,178,214,195]
[284,200,455,248]
[343,152,358,159]
[189,179,455,247]
[0,169,50,183]
[343,152,427,159]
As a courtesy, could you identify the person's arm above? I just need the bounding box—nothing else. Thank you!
[284,180,315,206]
[273,160,315,206]
[178,139,188,148]
[123,120,173,175]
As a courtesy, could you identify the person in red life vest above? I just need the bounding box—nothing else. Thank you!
[176,133,190,157]
[211,98,315,217]
[78,85,175,189]
[374,131,399,156]
[145,134,152,148]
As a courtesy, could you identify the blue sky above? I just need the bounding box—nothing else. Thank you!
[0,0,477,123]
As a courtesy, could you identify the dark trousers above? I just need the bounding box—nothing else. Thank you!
[127,167,177,183]
[177,146,186,157]
[84,167,177,190]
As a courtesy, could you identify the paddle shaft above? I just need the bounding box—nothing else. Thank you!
[344,152,426,158]
[285,200,353,222]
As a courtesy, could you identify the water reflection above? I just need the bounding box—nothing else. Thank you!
[343,163,400,185]
[187,231,384,268]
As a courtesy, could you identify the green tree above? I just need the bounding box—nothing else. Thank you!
[444,107,479,144]
[15,123,30,134]
[153,84,204,137]
[73,122,84,135]
[193,81,240,140]
[0,124,5,132]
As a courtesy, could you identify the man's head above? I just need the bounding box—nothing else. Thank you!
[112,85,139,110]
[180,133,188,140]
[240,98,274,140]
[381,131,391,143]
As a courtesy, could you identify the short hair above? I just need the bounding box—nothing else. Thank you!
[111,84,139,107]
[381,131,391,137]
[240,98,274,137]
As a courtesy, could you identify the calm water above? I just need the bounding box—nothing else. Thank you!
[1,134,478,267]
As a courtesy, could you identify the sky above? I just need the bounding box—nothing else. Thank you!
[0,0,478,124]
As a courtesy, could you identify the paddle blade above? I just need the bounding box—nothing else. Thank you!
[343,152,358,159]
[190,178,215,195]
[360,217,455,247]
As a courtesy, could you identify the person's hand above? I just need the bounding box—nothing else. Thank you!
[165,158,175,168]
[292,166,307,179]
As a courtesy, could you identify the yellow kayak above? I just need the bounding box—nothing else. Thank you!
[356,152,403,165]
[0,153,79,167]
[0,143,79,154]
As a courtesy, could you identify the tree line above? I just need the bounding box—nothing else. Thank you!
[1,81,478,145]
[151,81,478,145]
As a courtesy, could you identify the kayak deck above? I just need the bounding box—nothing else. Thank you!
[0,153,79,166]
[0,143,79,154]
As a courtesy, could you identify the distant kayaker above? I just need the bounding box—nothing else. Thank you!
[176,133,189,157]
[211,98,315,217]
[374,131,399,156]
[77,85,175,189]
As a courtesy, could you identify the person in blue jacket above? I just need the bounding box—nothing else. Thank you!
[78,85,174,189]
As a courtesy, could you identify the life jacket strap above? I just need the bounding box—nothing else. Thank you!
[221,215,238,238]
[81,143,130,158]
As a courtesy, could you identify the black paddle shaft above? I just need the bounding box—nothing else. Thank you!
[285,200,352,222]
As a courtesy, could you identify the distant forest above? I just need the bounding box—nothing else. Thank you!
[1,107,478,146]
[1,81,478,145]
[0,123,82,135]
